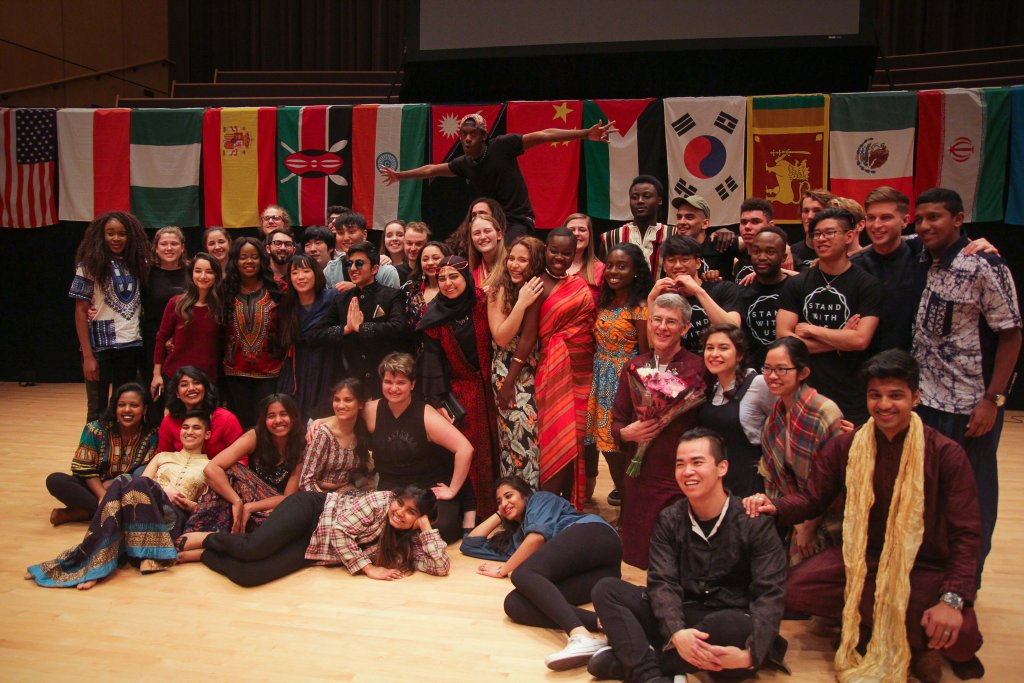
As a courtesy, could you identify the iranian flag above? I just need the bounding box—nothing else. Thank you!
[747,95,830,224]
[583,98,663,221]
[276,105,352,227]
[507,100,583,228]
[664,97,746,226]
[129,108,202,228]
[915,88,1011,222]
[430,104,503,164]
[57,108,131,222]
[829,92,916,209]
[203,107,277,228]
[351,103,429,228]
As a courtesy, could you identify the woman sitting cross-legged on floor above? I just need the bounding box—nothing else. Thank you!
[180,485,450,587]
[298,378,374,494]
[28,413,213,589]
[461,477,623,671]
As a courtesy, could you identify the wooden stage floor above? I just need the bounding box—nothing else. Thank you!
[1,382,1020,681]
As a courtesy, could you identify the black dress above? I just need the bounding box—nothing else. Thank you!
[697,372,764,497]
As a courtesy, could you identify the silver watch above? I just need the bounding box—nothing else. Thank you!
[940,592,964,610]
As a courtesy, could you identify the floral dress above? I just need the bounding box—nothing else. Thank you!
[586,304,646,452]
[491,333,540,486]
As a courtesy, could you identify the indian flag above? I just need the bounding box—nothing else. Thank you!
[583,99,662,221]
[915,88,1011,222]
[202,107,277,228]
[351,104,429,228]
[829,92,916,209]
[129,108,202,228]
[57,108,131,222]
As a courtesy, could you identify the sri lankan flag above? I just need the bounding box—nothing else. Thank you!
[746,95,830,224]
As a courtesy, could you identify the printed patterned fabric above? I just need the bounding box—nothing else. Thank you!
[492,335,540,487]
[68,260,142,351]
[587,304,646,452]
[183,462,282,533]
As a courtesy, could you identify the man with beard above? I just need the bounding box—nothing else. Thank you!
[599,175,673,275]
[265,228,296,284]
[740,226,790,369]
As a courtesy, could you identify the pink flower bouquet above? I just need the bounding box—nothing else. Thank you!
[624,363,705,477]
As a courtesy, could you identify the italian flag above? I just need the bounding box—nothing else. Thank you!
[829,92,916,210]
[129,108,202,228]
[583,99,662,221]
[915,88,1011,222]
[351,103,429,228]
[202,107,277,228]
[57,108,131,222]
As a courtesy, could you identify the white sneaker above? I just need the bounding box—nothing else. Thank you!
[544,633,608,671]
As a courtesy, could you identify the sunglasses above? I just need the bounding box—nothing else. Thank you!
[344,259,368,270]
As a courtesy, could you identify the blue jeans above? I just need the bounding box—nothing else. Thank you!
[917,404,1003,583]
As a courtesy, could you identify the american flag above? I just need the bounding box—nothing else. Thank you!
[1,107,57,228]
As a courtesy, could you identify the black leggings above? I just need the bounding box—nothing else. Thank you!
[503,522,622,634]
[201,491,327,587]
[46,473,101,514]
[225,376,279,431]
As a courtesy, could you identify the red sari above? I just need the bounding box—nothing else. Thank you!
[535,275,596,509]
[423,295,499,518]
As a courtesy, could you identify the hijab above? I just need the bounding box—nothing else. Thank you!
[415,256,476,331]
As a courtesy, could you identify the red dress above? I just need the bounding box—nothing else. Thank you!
[423,295,499,518]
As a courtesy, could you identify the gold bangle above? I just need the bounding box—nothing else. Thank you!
[512,356,526,365]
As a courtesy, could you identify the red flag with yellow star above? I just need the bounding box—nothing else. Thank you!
[507,99,583,228]
[430,104,503,165]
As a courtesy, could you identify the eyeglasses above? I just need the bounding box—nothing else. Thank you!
[810,228,846,241]
[262,214,284,222]
[270,240,295,248]
[344,259,368,270]
[761,365,798,376]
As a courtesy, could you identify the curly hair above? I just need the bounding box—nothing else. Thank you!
[221,237,280,320]
[598,242,654,310]
[99,382,149,428]
[74,211,151,285]
[165,366,219,419]
[490,236,544,315]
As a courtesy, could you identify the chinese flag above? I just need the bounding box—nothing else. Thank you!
[507,100,583,228]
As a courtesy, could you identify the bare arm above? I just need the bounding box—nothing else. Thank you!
[967,327,1022,437]
[496,298,541,407]
[775,309,831,354]
[203,429,256,504]
[380,163,454,185]
[522,120,617,150]
[497,532,546,576]
[795,316,879,352]
[74,299,99,381]
[678,276,740,326]
[244,466,300,514]
[488,278,542,347]
[424,405,473,496]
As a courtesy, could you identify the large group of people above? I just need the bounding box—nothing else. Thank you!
[29,112,1020,682]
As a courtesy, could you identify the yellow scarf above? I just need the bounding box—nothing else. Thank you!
[836,413,925,682]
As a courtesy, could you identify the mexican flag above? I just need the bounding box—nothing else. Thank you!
[507,100,583,228]
[129,108,202,228]
[202,107,277,228]
[747,94,830,224]
[915,88,1011,223]
[276,105,352,227]
[57,108,131,222]
[429,104,503,164]
[664,97,746,226]
[1006,86,1024,226]
[829,92,916,210]
[351,103,429,228]
[583,98,663,222]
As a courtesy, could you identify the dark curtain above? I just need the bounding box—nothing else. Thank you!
[877,0,1024,55]
[185,0,406,81]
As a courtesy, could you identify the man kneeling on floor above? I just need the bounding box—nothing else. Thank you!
[744,349,985,682]
[587,427,788,682]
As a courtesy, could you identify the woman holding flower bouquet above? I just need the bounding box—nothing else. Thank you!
[611,292,706,568]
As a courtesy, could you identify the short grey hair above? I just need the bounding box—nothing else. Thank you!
[652,292,692,324]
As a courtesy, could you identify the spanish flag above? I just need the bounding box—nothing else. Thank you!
[746,94,830,224]
[203,107,277,228]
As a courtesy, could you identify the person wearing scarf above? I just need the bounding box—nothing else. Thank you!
[743,350,984,683]
[417,255,499,521]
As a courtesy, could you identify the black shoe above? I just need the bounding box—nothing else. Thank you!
[587,646,625,680]
[949,654,985,680]
[607,489,622,506]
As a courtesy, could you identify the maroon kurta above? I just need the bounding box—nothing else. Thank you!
[611,347,705,568]
[778,425,983,660]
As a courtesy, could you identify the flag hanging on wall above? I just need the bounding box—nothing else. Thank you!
[507,99,583,228]
[429,104,503,165]
[663,97,746,226]
[351,103,429,228]
[276,105,352,227]
[1005,86,1024,226]
[57,108,130,222]
[915,87,1011,223]
[129,108,202,228]
[583,98,663,222]
[747,94,830,224]
[829,92,916,210]
[1,107,57,228]
[203,107,277,228]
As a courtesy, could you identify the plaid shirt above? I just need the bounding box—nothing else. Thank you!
[305,490,450,576]
[760,383,843,499]
[71,421,158,479]
[298,424,363,493]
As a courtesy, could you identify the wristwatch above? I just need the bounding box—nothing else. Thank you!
[983,392,1007,407]
[940,592,964,610]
